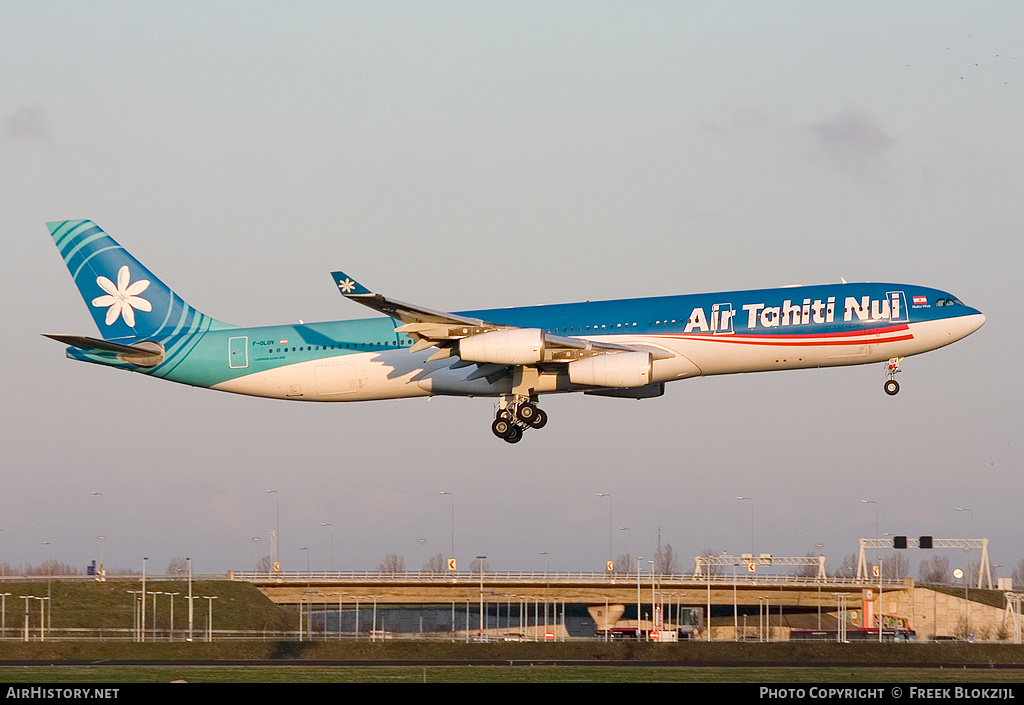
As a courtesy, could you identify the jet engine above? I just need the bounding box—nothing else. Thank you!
[459,328,545,365]
[568,351,652,388]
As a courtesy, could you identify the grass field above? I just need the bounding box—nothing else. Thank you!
[0,664,1022,683]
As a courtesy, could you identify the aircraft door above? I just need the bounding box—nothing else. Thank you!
[887,291,908,323]
[228,336,249,368]
[712,303,734,334]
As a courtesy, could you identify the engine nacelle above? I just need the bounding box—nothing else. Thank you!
[459,328,545,365]
[568,351,652,388]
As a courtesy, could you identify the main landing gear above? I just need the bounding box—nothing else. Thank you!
[491,396,548,444]
[884,357,902,396]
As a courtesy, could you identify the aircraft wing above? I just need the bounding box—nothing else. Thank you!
[330,271,650,363]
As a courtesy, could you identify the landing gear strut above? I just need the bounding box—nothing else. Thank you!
[491,396,548,443]
[884,357,902,396]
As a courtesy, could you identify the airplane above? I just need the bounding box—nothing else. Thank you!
[45,220,985,443]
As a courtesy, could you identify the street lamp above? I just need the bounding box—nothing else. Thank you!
[92,493,105,580]
[439,492,455,568]
[619,527,632,568]
[955,507,976,586]
[597,493,612,570]
[265,489,280,572]
[861,499,879,577]
[186,557,194,642]
[141,556,148,643]
[166,592,179,641]
[476,556,487,635]
[636,555,644,640]
[151,591,162,641]
[251,537,261,573]
[300,546,310,587]
[321,523,334,571]
[955,507,974,535]
[736,497,753,555]
[0,592,9,640]
[203,595,218,642]
[416,538,427,573]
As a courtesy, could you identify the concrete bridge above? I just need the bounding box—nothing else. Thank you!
[227,570,1018,641]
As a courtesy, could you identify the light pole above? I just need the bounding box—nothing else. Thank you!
[251,537,261,572]
[321,523,334,571]
[636,555,644,640]
[203,595,218,642]
[35,597,48,642]
[476,556,487,636]
[956,507,976,586]
[151,591,162,642]
[619,527,632,568]
[861,499,879,575]
[597,493,612,570]
[300,546,310,587]
[816,544,824,629]
[417,538,427,573]
[955,506,975,536]
[265,489,280,572]
[187,557,194,642]
[20,595,30,642]
[96,536,105,582]
[0,592,9,640]
[648,560,657,638]
[141,556,148,643]
[736,497,753,555]
[92,492,105,580]
[166,592,179,641]
[41,542,52,611]
[439,492,455,568]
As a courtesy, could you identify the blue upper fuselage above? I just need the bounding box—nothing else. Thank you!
[463,282,980,335]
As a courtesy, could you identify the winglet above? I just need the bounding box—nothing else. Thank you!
[331,271,373,297]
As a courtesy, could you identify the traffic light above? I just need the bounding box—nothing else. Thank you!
[893,536,907,549]
[919,536,933,549]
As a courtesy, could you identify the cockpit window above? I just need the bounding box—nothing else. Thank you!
[935,298,963,307]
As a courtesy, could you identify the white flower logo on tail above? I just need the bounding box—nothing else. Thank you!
[91,265,152,327]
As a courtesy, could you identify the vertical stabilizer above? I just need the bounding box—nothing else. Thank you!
[47,220,234,341]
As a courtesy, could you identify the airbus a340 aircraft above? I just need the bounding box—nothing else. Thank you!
[46,220,985,443]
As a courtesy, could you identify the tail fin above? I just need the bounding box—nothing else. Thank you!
[47,220,234,342]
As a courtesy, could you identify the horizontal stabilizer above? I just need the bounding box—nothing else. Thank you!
[44,334,155,355]
[43,334,165,367]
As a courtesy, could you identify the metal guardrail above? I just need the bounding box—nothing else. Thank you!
[0,574,225,583]
[0,571,913,589]
[227,571,909,589]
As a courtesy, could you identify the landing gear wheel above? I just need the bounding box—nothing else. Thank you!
[492,418,514,438]
[516,403,538,423]
[884,379,900,396]
[529,408,548,429]
[496,409,512,422]
[503,425,523,444]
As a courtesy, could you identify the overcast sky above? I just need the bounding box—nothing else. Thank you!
[2,2,1020,579]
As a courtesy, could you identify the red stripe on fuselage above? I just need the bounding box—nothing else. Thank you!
[652,323,914,347]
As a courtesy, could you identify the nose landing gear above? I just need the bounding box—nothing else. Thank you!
[884,357,902,396]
